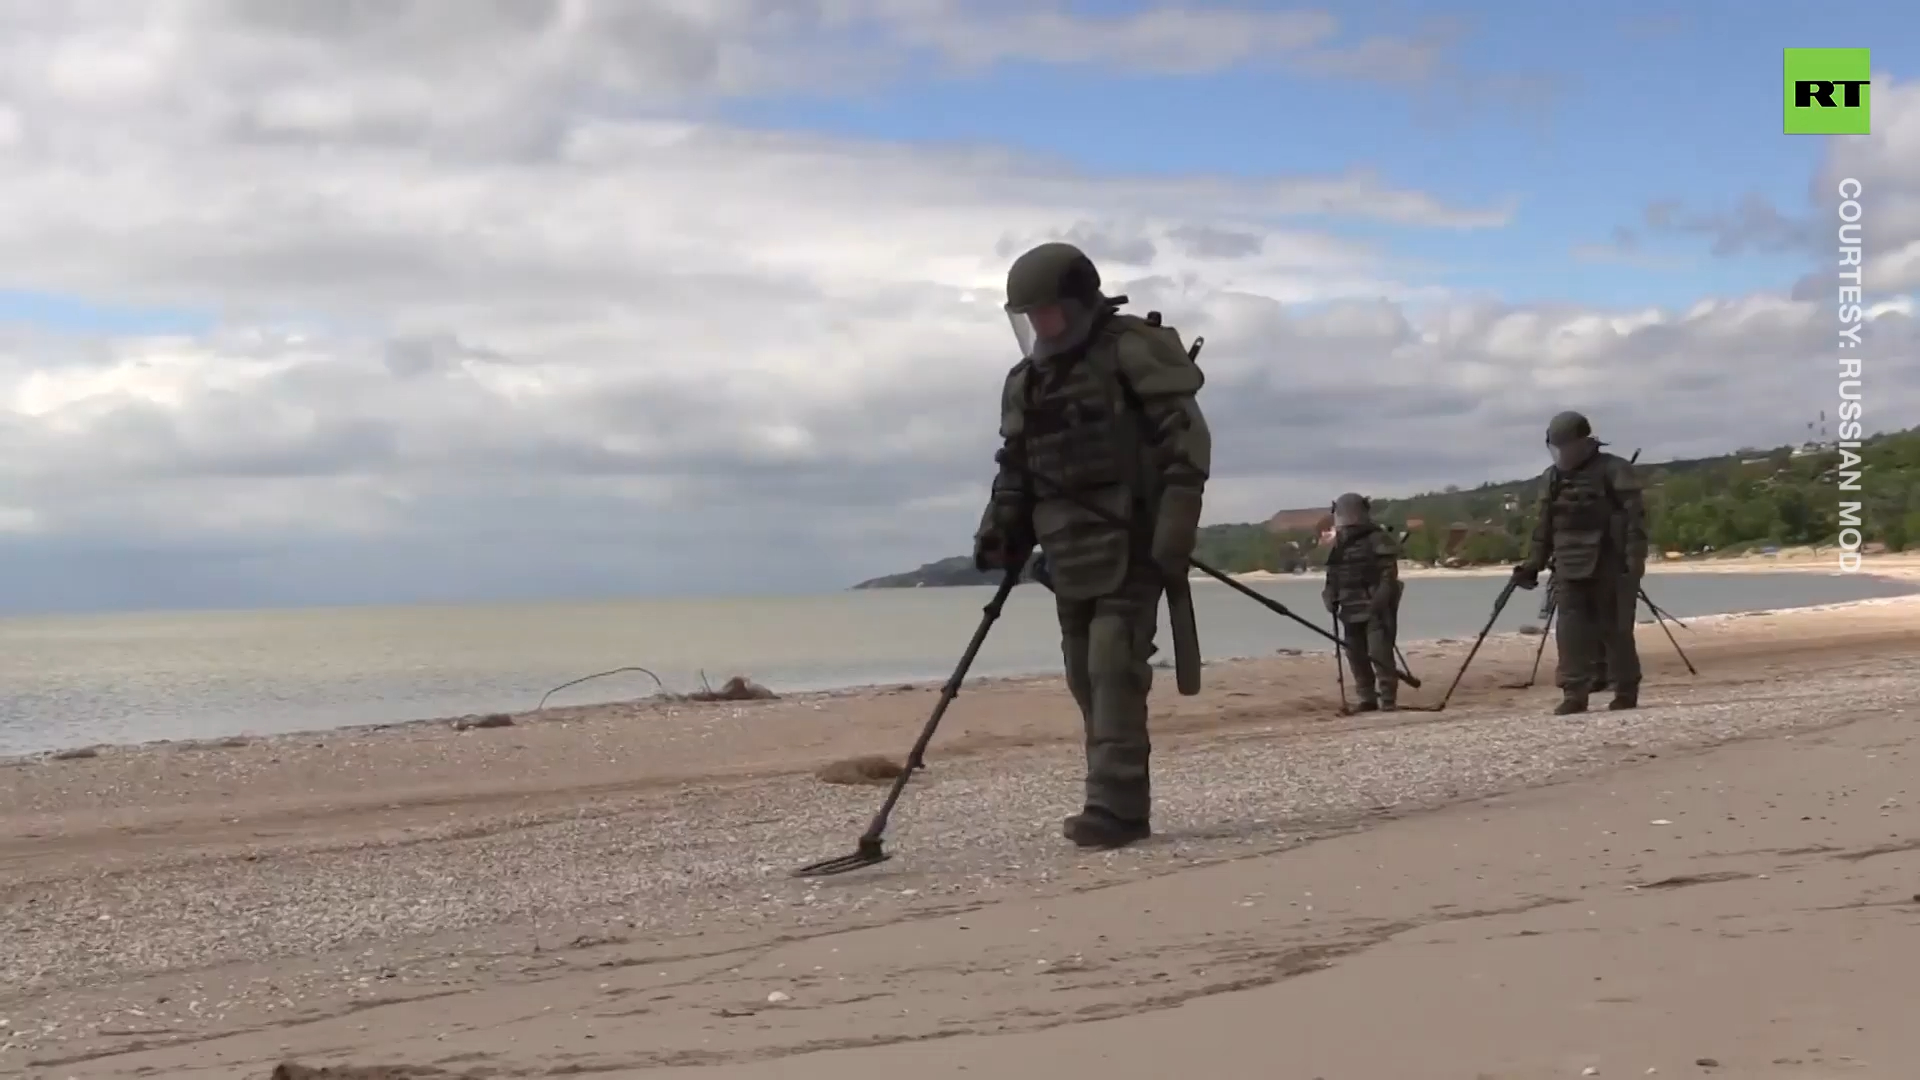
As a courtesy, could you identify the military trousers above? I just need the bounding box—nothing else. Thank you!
[1338,609,1398,706]
[1545,586,1610,688]
[1055,562,1163,823]
[1553,572,1641,696]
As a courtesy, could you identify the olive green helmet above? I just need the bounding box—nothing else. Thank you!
[1545,410,1602,470]
[1331,492,1371,526]
[1003,242,1105,359]
[1545,410,1592,446]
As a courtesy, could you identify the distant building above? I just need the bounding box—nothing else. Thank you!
[1265,507,1334,541]
[1442,522,1506,557]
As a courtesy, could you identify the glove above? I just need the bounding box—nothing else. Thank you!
[973,529,1033,573]
[1322,591,1337,613]
[1151,484,1204,575]
[1511,565,1540,590]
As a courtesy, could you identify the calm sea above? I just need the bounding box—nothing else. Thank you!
[0,572,1909,756]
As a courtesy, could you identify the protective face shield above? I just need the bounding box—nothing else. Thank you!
[1548,436,1598,472]
[1332,493,1370,528]
[1006,298,1096,360]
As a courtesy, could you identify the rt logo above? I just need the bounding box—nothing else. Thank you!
[1784,48,1870,134]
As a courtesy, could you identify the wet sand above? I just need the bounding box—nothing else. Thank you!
[2,591,1917,1078]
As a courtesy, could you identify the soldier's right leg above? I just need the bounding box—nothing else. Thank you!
[1341,617,1378,710]
[1064,585,1158,848]
[1553,580,1600,715]
[1366,617,1397,710]
[1055,596,1096,775]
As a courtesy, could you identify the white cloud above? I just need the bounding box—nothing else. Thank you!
[1819,74,1920,291]
[0,5,1913,609]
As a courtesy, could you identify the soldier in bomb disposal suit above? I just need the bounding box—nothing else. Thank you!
[1511,412,1648,715]
[1321,493,1404,711]
[972,241,1211,849]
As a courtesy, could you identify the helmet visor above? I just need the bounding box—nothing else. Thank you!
[1549,438,1596,471]
[1004,302,1076,359]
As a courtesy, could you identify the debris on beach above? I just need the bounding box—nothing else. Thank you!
[451,713,516,731]
[685,674,777,702]
[535,664,778,710]
[270,1063,463,1079]
[815,754,906,786]
[48,745,102,761]
[1518,623,1543,636]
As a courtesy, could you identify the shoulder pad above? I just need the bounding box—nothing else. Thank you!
[1109,314,1203,396]
[999,358,1031,400]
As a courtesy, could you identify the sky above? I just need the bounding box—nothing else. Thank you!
[0,1,1916,613]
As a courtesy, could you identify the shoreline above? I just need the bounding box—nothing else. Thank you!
[5,565,1917,766]
[3,594,1917,1076]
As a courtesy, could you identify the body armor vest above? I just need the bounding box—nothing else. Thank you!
[1546,457,1621,580]
[1325,523,1385,611]
[1016,324,1153,599]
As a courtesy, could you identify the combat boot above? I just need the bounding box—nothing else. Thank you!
[1062,806,1151,849]
[1608,683,1639,711]
[1353,699,1379,713]
[1554,692,1588,716]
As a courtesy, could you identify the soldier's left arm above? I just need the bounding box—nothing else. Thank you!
[1116,329,1210,571]
[1610,456,1650,576]
[1372,530,1402,606]
[1114,330,1210,488]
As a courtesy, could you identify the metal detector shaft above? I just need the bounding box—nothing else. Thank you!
[1639,589,1690,631]
[994,451,1421,689]
[1642,591,1697,675]
[1523,604,1554,686]
[1420,578,1517,711]
[793,564,1022,877]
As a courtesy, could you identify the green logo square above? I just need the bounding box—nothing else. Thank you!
[1784,48,1871,134]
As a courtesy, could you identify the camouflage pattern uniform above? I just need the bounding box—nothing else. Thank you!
[1513,412,1648,715]
[973,242,1211,849]
[1542,557,1612,693]
[1321,494,1403,710]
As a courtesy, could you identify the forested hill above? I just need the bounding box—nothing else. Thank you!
[851,428,1920,588]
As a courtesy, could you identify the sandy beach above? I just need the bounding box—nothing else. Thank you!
[3,570,1918,1078]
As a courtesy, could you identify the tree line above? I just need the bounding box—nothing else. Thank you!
[1194,427,1920,574]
